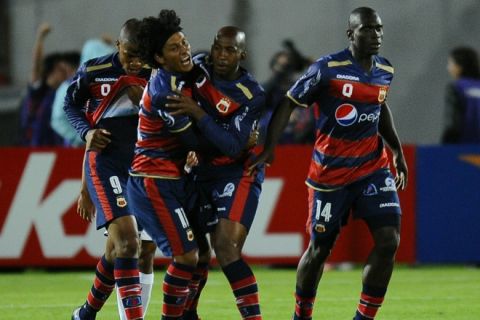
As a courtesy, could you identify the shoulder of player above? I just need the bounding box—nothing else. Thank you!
[235,71,265,99]
[374,55,395,74]
[83,53,117,73]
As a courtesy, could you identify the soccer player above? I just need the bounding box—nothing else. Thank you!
[251,7,408,320]
[65,18,152,320]
[126,10,212,320]
[166,26,266,320]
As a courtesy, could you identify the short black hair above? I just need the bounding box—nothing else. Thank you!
[348,7,377,29]
[450,46,480,79]
[119,18,142,47]
[137,9,182,68]
[62,51,81,68]
[42,52,63,80]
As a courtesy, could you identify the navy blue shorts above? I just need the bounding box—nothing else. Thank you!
[85,150,132,229]
[307,169,402,244]
[195,174,262,233]
[127,175,197,257]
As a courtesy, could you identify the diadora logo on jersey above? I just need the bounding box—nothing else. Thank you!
[335,104,358,126]
[216,97,232,113]
[336,74,360,81]
[94,77,117,82]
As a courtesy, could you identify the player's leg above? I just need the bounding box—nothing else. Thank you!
[211,176,263,320]
[293,186,350,320]
[183,232,211,320]
[116,236,156,320]
[352,170,401,320]
[73,151,142,320]
[107,215,143,320]
[128,176,198,320]
[73,235,117,320]
[213,219,262,319]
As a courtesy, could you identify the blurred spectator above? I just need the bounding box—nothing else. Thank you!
[442,46,480,144]
[50,36,114,147]
[50,51,82,147]
[260,39,314,144]
[18,23,66,146]
[80,35,115,64]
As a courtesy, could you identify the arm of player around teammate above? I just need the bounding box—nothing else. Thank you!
[379,102,408,190]
[167,93,262,157]
[63,65,112,151]
[247,96,297,174]
[77,151,95,222]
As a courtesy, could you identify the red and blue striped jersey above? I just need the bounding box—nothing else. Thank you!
[287,48,394,189]
[192,57,265,179]
[130,68,194,179]
[64,53,151,142]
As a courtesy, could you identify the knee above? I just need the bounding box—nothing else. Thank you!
[114,235,140,258]
[304,242,332,266]
[174,249,199,267]
[375,232,400,259]
[214,239,241,267]
[198,246,212,264]
[139,242,156,273]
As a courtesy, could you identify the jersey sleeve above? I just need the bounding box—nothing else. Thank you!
[286,60,324,108]
[150,91,193,133]
[63,64,93,141]
[196,92,265,157]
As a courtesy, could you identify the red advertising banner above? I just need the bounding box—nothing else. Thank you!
[0,146,416,267]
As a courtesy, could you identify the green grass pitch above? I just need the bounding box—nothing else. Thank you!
[0,265,479,319]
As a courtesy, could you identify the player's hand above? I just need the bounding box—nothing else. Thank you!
[85,129,111,152]
[246,129,260,149]
[77,190,95,222]
[184,151,198,174]
[393,154,408,190]
[166,93,206,121]
[247,148,275,176]
[37,23,51,40]
[126,85,145,106]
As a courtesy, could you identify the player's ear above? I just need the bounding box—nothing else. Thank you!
[346,29,354,41]
[154,53,164,65]
[240,50,247,61]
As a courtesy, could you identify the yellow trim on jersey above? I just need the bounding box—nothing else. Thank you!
[235,83,253,100]
[86,63,112,72]
[170,76,177,91]
[170,121,192,133]
[327,60,352,67]
[376,63,394,74]
[286,91,309,108]
[305,181,341,192]
[129,172,181,180]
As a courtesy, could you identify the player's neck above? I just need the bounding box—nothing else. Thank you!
[349,47,374,73]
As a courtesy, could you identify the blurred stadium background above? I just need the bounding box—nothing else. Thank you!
[0,0,479,319]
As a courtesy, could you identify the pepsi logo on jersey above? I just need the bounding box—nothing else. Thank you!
[335,104,380,126]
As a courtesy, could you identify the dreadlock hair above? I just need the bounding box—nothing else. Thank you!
[137,9,182,68]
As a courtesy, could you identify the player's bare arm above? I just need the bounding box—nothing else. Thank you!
[379,102,408,190]
[248,97,297,174]
[76,153,95,222]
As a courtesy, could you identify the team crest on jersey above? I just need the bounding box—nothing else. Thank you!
[216,98,231,113]
[335,104,358,126]
[116,196,127,208]
[186,229,195,241]
[315,223,326,233]
[378,87,387,103]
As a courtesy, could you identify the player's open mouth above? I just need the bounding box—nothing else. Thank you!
[181,55,191,66]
